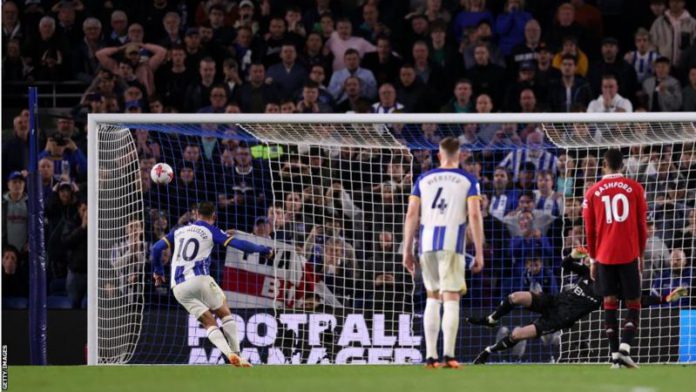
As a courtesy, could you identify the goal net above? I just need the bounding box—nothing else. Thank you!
[543,120,696,363]
[87,113,696,365]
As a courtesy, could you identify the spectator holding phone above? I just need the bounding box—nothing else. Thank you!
[38,132,87,183]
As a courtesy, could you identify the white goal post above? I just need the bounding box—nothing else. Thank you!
[87,112,696,365]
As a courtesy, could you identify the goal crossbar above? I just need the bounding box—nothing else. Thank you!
[89,112,696,125]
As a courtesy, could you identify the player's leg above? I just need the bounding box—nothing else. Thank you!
[439,251,467,368]
[420,252,442,367]
[212,305,240,353]
[603,294,620,365]
[621,297,641,352]
[424,290,442,367]
[207,277,241,354]
[597,263,621,364]
[200,276,250,367]
[473,293,555,364]
[468,291,533,327]
[473,324,536,364]
[172,278,236,362]
[441,290,461,367]
[617,260,642,369]
[211,305,252,367]
[197,310,235,359]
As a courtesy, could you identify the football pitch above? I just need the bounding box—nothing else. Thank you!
[8,364,694,392]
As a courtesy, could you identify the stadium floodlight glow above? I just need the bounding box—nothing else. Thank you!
[88,113,696,365]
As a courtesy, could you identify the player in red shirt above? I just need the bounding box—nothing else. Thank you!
[583,149,648,368]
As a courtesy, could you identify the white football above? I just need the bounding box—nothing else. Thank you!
[150,163,174,185]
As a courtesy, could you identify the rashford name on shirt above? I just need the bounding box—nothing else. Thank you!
[593,181,634,197]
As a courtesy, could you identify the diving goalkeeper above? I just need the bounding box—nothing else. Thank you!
[469,247,687,365]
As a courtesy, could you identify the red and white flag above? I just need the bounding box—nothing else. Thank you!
[222,232,343,309]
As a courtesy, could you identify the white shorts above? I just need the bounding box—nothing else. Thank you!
[420,250,467,294]
[172,275,226,319]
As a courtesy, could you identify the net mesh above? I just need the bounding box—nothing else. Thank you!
[92,120,696,364]
[96,124,146,364]
[541,122,696,363]
[543,121,696,148]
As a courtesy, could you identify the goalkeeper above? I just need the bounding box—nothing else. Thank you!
[151,201,274,367]
[469,247,687,365]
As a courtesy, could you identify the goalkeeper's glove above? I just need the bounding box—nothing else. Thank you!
[571,246,588,259]
[665,286,688,303]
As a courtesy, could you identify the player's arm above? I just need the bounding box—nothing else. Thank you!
[561,254,589,277]
[641,286,688,307]
[581,194,596,259]
[403,194,420,277]
[228,237,273,257]
[403,176,422,276]
[581,193,598,279]
[636,184,649,272]
[467,189,484,274]
[151,231,174,286]
[213,228,273,257]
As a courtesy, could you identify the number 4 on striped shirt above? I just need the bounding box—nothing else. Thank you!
[431,187,448,213]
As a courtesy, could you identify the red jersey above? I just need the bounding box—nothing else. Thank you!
[582,174,648,265]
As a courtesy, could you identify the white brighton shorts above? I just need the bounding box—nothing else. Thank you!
[420,250,467,294]
[172,275,226,319]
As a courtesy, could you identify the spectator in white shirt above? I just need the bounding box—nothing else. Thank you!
[328,49,377,102]
[372,83,404,113]
[586,74,633,112]
[324,17,376,71]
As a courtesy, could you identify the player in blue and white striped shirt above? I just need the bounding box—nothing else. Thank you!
[403,137,485,368]
[499,130,558,183]
[533,170,564,217]
[624,28,660,84]
[151,201,273,367]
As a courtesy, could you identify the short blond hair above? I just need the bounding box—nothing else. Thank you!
[439,137,460,157]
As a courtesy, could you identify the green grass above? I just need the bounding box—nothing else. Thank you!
[7,364,695,392]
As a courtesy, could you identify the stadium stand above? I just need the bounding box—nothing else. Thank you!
[1,0,694,365]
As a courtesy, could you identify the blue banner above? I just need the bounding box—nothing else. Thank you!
[680,310,696,362]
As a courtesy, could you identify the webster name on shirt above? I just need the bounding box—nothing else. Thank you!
[425,175,462,186]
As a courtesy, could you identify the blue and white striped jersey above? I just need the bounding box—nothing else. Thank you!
[411,168,481,255]
[533,190,564,217]
[490,190,519,220]
[371,101,404,113]
[162,220,233,287]
[500,149,558,182]
[628,50,659,83]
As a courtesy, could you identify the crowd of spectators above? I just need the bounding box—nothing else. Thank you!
[2,0,695,315]
[3,0,696,114]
